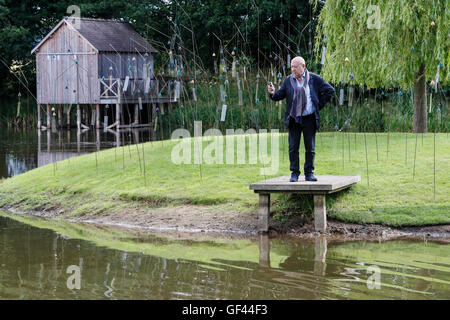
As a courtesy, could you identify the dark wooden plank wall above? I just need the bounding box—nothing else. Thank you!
[98,53,155,99]
[98,52,154,80]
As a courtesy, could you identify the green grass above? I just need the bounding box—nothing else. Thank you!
[0,132,449,227]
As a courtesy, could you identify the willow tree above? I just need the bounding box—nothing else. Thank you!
[312,0,449,133]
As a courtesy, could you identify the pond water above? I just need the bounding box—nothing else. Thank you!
[0,127,159,179]
[1,128,449,300]
[0,214,449,300]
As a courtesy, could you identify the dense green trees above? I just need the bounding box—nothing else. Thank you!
[0,0,316,106]
[0,0,447,132]
[312,0,449,132]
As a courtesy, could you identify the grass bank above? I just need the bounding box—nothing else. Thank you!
[0,132,449,227]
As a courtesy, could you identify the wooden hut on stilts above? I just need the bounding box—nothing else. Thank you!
[31,17,176,131]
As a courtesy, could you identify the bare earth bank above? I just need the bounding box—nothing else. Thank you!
[4,204,450,243]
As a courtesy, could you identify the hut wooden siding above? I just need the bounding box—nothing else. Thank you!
[35,22,98,105]
[32,17,157,105]
[98,53,154,81]
[98,53,154,98]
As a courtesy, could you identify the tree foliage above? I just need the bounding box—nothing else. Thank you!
[0,1,316,97]
[312,0,449,89]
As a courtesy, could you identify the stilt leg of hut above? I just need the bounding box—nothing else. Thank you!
[47,104,51,129]
[58,130,62,148]
[86,105,91,127]
[83,105,88,125]
[96,104,100,129]
[46,130,50,152]
[115,103,120,128]
[37,129,41,153]
[159,103,164,139]
[151,103,156,141]
[115,130,120,147]
[77,128,81,153]
[67,105,71,129]
[96,129,100,151]
[78,105,89,130]
[77,104,81,130]
[91,107,96,127]
[37,104,41,129]
[58,104,62,128]
[134,104,139,125]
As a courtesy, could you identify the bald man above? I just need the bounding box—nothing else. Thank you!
[268,56,335,182]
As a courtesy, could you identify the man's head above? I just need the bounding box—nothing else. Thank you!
[291,56,306,79]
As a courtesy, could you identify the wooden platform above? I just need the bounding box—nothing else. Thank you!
[250,175,361,232]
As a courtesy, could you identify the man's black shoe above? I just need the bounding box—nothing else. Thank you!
[305,174,318,181]
[290,173,299,182]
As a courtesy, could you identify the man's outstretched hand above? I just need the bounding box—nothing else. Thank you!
[267,84,275,95]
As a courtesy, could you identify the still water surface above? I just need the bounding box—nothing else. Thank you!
[0,214,449,300]
[0,127,157,179]
[1,128,449,299]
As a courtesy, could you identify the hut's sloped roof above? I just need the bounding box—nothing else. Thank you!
[32,17,158,54]
[75,18,157,53]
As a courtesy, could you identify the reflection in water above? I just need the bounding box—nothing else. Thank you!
[258,234,270,269]
[0,127,160,179]
[258,235,327,276]
[314,237,327,276]
[1,214,448,300]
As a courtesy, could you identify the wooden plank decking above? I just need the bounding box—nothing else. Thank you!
[250,175,361,233]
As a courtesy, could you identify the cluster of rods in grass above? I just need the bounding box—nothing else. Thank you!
[1,8,448,201]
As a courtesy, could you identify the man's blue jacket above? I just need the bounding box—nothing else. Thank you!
[269,73,335,130]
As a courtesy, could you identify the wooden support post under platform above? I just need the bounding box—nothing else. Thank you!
[77,128,81,153]
[76,104,81,130]
[37,129,41,153]
[47,130,51,152]
[250,176,361,233]
[151,103,157,141]
[67,105,71,129]
[46,104,51,129]
[58,130,62,148]
[96,129,100,151]
[258,193,270,233]
[91,108,96,127]
[58,104,62,128]
[115,103,120,127]
[96,104,100,128]
[83,105,88,125]
[37,104,41,129]
[134,104,139,125]
[75,105,89,130]
[115,78,122,129]
[314,195,327,232]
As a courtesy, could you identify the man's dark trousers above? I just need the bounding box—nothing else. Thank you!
[288,114,316,176]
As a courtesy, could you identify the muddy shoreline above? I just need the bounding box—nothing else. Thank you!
[3,204,450,243]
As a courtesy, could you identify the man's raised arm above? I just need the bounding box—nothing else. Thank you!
[268,79,287,101]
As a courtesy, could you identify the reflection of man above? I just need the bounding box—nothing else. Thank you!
[268,56,335,182]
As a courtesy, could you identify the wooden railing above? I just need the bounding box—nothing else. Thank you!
[98,77,159,101]
[99,77,121,100]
